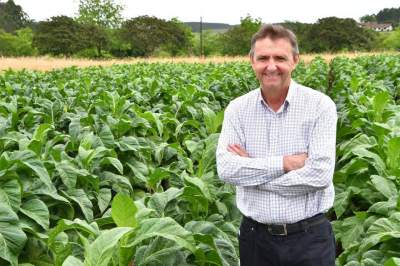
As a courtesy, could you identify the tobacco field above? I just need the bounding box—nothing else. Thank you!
[0,55,399,266]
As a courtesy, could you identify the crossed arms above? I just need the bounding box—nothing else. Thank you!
[216,100,337,196]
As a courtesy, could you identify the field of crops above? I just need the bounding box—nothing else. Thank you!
[0,55,399,266]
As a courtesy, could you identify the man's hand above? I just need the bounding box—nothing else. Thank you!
[283,153,308,172]
[227,144,249,157]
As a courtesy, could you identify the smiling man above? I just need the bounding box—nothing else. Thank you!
[216,24,337,266]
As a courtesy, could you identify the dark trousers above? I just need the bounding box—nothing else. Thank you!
[239,216,336,266]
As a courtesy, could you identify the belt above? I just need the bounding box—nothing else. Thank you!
[243,213,326,236]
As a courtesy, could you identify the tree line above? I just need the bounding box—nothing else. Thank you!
[0,0,399,58]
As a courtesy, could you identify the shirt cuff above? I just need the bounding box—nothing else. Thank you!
[266,155,284,179]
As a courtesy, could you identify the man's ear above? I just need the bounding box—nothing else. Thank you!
[293,54,300,65]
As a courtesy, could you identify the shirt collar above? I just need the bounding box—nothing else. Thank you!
[258,79,297,108]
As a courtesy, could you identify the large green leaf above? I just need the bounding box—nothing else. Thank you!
[361,212,400,251]
[147,187,182,217]
[122,217,196,254]
[385,257,400,266]
[0,203,27,266]
[19,198,50,230]
[11,150,52,188]
[61,189,93,222]
[83,227,132,266]
[111,193,138,228]
[97,188,111,214]
[134,237,188,266]
[0,179,21,213]
[387,137,400,171]
[336,212,367,249]
[370,175,398,199]
[62,255,83,266]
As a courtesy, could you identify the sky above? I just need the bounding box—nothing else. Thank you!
[12,0,400,25]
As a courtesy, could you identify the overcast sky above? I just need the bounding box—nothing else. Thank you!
[12,0,400,24]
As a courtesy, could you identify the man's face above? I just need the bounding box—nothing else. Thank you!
[250,37,299,93]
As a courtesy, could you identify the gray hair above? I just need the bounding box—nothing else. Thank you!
[249,24,299,57]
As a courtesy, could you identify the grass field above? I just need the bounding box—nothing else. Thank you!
[1,52,398,71]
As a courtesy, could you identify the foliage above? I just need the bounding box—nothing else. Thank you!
[220,15,262,56]
[77,0,123,29]
[193,30,223,56]
[305,17,378,52]
[0,0,29,33]
[76,0,123,57]
[120,16,193,57]
[360,14,377,23]
[382,28,400,50]
[0,62,257,265]
[376,7,400,27]
[0,27,36,56]
[1,54,400,265]
[32,16,89,56]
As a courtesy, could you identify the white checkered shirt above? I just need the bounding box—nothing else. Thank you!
[216,80,337,224]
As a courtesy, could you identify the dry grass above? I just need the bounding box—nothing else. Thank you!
[1,52,398,72]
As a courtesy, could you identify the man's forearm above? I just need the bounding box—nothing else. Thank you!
[216,150,284,186]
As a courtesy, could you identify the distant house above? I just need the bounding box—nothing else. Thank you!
[360,22,393,32]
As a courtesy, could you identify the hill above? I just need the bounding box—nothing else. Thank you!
[184,22,232,32]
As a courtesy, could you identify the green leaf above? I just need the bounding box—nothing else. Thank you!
[97,188,111,214]
[373,91,390,122]
[134,237,187,266]
[12,150,52,188]
[56,161,89,190]
[83,227,132,266]
[28,123,53,155]
[352,147,386,175]
[334,188,354,218]
[101,157,123,174]
[62,255,83,266]
[361,212,400,251]
[148,168,170,191]
[147,187,182,216]
[0,203,27,266]
[111,193,138,228]
[116,136,140,152]
[19,198,50,230]
[62,189,93,222]
[338,212,367,249]
[385,257,400,266]
[0,179,21,213]
[387,137,400,170]
[122,217,196,254]
[371,175,398,199]
[48,219,99,248]
[141,111,163,137]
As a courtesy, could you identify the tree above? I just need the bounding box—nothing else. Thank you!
[193,30,223,56]
[120,16,193,57]
[77,0,123,56]
[376,7,400,26]
[220,15,262,56]
[360,14,377,23]
[280,21,313,53]
[77,0,123,28]
[305,17,377,52]
[382,27,400,50]
[33,16,88,56]
[0,28,36,56]
[0,0,29,33]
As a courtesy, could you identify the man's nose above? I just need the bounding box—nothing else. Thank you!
[266,60,277,71]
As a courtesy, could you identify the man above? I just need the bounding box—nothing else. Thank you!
[216,24,337,266]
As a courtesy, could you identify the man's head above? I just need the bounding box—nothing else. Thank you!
[249,24,299,58]
[250,24,299,94]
